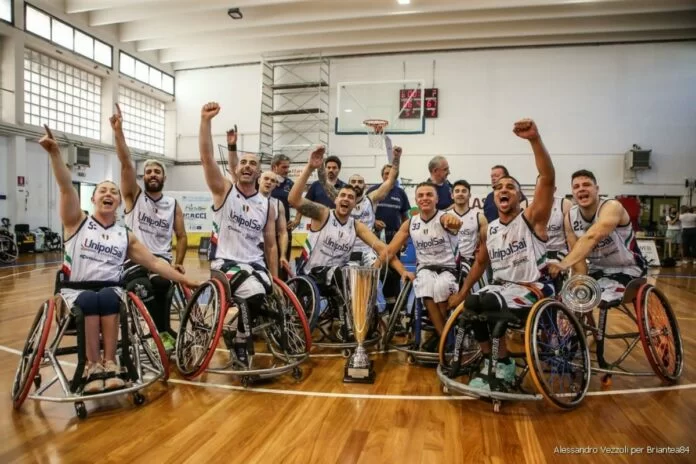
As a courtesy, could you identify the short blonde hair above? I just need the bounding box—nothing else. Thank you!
[144,159,166,175]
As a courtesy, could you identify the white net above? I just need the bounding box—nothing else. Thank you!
[364,120,388,149]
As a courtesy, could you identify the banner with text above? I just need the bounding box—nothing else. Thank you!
[170,191,214,232]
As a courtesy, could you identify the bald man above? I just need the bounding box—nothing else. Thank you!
[427,155,453,210]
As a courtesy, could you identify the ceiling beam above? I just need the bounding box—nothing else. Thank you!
[158,12,696,63]
[65,0,158,14]
[136,0,696,53]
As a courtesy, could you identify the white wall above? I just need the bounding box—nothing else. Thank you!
[173,41,696,198]
[0,136,7,220]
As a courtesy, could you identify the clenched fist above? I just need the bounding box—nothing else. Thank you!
[513,119,540,141]
[201,102,221,121]
[441,214,462,231]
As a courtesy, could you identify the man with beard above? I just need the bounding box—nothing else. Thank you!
[483,165,528,222]
[111,104,187,351]
[259,170,292,277]
[448,119,556,391]
[292,156,347,232]
[446,180,488,287]
[548,170,647,305]
[317,147,403,267]
[289,146,413,340]
[380,182,463,350]
[270,154,296,277]
[200,102,278,366]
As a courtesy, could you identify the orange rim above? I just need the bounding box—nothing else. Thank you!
[128,292,170,381]
[438,303,464,365]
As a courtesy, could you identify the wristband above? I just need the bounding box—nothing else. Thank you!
[228,144,237,151]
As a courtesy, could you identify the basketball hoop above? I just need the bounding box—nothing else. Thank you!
[363,119,389,149]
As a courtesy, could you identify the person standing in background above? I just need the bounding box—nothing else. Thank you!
[426,156,453,210]
[665,206,681,263]
[291,155,346,233]
[270,154,295,278]
[680,206,696,264]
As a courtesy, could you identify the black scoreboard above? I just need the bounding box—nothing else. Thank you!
[398,88,439,119]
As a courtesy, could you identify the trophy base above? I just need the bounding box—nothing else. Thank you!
[343,361,376,384]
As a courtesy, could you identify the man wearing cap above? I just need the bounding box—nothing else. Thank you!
[110,104,187,350]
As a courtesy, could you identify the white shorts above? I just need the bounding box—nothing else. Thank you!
[591,273,638,305]
[476,281,554,309]
[211,260,271,300]
[460,259,487,294]
[414,269,458,303]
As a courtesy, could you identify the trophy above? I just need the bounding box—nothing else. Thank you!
[342,266,380,384]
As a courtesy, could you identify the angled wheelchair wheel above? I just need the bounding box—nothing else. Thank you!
[169,282,192,322]
[525,299,590,410]
[635,284,683,383]
[438,304,481,376]
[266,277,312,358]
[382,280,414,348]
[0,235,18,264]
[126,292,170,381]
[12,300,54,409]
[286,276,319,331]
[175,279,227,379]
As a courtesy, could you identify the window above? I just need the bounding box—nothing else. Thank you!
[25,5,112,68]
[0,0,12,23]
[118,87,165,155]
[119,52,174,95]
[24,49,102,140]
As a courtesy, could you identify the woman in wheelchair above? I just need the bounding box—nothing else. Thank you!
[39,125,201,393]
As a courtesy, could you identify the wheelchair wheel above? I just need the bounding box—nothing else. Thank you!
[635,284,683,383]
[438,304,481,375]
[126,292,170,381]
[175,279,227,379]
[266,277,312,358]
[286,276,319,331]
[169,282,192,322]
[12,300,54,409]
[525,299,590,410]
[0,235,18,264]
[382,280,414,348]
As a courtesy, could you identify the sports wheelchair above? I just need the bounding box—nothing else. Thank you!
[286,267,383,357]
[437,282,592,412]
[0,217,18,264]
[12,273,169,419]
[175,270,311,386]
[560,274,683,387]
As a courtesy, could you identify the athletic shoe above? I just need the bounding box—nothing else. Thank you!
[159,332,176,352]
[233,342,250,368]
[468,358,491,391]
[83,363,105,394]
[103,360,125,390]
[495,358,516,384]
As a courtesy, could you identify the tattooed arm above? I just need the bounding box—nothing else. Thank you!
[289,146,330,229]
[317,162,339,202]
[367,146,402,204]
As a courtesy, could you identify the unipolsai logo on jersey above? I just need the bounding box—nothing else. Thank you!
[138,211,170,229]
[81,237,124,259]
[230,206,262,231]
[489,237,527,261]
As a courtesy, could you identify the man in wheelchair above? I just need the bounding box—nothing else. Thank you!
[448,119,557,391]
[381,182,463,351]
[39,125,200,394]
[548,170,647,304]
[110,104,189,351]
[199,102,281,367]
[289,145,414,341]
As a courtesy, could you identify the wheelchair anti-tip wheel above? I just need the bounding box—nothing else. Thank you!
[286,275,320,331]
[175,279,227,379]
[12,300,54,410]
[635,284,683,384]
[438,304,482,378]
[525,299,591,410]
[126,292,169,381]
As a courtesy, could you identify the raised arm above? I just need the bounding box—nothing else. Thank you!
[110,103,139,209]
[173,202,188,271]
[516,119,555,232]
[226,125,238,183]
[554,201,625,274]
[199,102,232,208]
[368,146,402,203]
[317,161,339,201]
[127,232,201,288]
[39,125,84,232]
[263,203,279,278]
[288,146,330,227]
[440,213,462,235]
[448,240,490,309]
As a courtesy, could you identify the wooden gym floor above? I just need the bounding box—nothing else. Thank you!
[0,251,694,463]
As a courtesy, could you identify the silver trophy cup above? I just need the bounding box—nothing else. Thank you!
[342,266,380,383]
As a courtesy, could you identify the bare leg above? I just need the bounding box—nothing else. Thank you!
[437,301,449,323]
[101,314,120,362]
[423,298,445,335]
[84,316,101,363]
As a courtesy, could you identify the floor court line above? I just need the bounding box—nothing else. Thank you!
[0,260,63,270]
[0,266,60,280]
[1,343,694,401]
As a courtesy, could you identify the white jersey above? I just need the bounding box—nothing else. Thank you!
[351,197,375,254]
[210,185,269,268]
[447,208,480,260]
[546,197,567,254]
[487,213,548,283]
[124,191,176,261]
[569,200,646,276]
[302,211,356,273]
[409,210,459,271]
[63,216,128,282]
